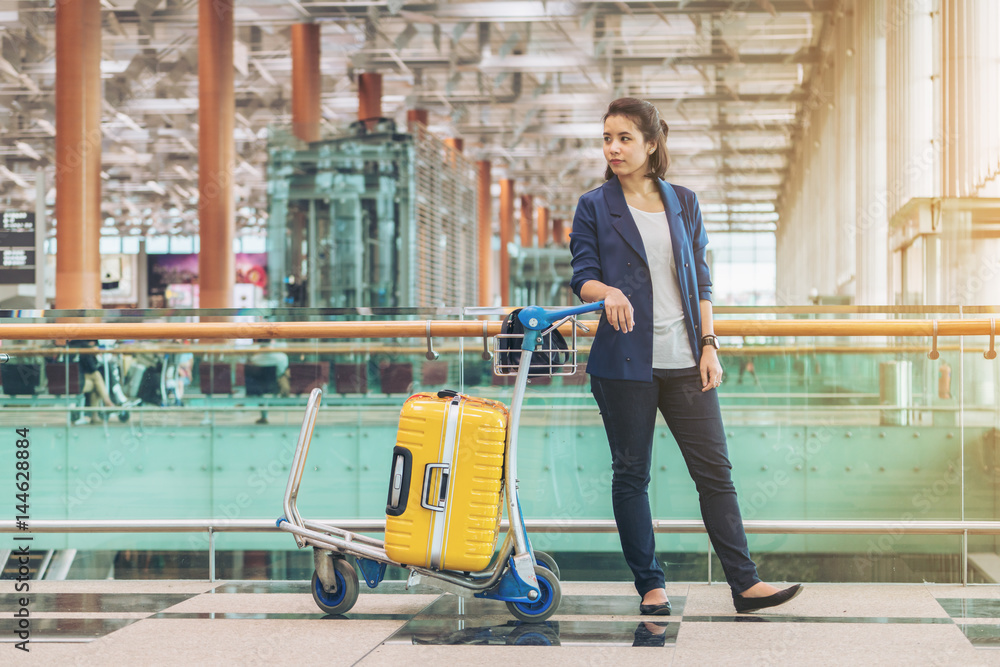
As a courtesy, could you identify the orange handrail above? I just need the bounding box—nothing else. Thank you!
[0,344,981,357]
[0,318,996,340]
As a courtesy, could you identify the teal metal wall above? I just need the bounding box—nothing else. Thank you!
[15,408,996,556]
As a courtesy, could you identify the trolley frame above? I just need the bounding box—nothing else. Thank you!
[276,301,603,613]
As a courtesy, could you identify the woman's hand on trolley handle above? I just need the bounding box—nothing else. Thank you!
[581,281,634,333]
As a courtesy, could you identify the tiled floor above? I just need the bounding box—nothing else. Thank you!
[1,581,998,665]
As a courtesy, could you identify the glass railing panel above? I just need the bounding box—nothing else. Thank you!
[8,404,69,555]
[60,543,208,580]
[457,321,976,583]
[962,307,1000,584]
[2,306,997,585]
[715,535,965,584]
[210,532,316,581]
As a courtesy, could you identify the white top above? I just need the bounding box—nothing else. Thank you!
[628,205,697,369]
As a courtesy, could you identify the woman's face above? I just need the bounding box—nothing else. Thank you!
[603,114,655,179]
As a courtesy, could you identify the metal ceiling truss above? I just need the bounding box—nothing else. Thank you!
[0,0,832,234]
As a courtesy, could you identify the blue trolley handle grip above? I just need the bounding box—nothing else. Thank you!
[517,301,604,331]
[517,301,604,352]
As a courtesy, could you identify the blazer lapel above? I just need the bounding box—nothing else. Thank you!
[603,177,648,266]
[658,180,686,264]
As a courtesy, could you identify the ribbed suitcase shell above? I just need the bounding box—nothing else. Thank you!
[384,392,508,572]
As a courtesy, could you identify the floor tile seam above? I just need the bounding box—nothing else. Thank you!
[4,614,959,624]
[144,612,418,621]
[549,611,682,623]
[678,616,956,624]
[29,612,158,619]
[0,637,96,644]
[352,592,446,666]
[0,607,184,614]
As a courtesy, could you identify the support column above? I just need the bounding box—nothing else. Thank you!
[552,218,564,246]
[407,109,428,129]
[198,0,235,308]
[358,72,382,129]
[34,169,46,309]
[519,194,533,248]
[855,0,888,305]
[499,179,514,306]
[444,138,463,166]
[291,23,321,143]
[137,239,149,309]
[477,161,491,306]
[942,0,969,199]
[940,0,998,304]
[536,206,549,247]
[55,0,102,309]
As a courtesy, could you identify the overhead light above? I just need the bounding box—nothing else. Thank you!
[35,119,56,136]
[115,112,144,132]
[0,166,29,188]
[145,180,166,196]
[237,161,262,178]
[15,141,41,161]
[173,164,194,179]
[252,60,278,86]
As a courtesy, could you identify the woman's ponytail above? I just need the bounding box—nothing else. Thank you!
[646,118,671,179]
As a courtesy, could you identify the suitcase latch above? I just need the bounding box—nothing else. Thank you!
[420,463,450,512]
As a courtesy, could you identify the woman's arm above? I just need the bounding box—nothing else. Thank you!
[569,195,633,333]
[699,299,722,391]
[690,194,713,302]
[581,280,633,333]
[699,298,715,338]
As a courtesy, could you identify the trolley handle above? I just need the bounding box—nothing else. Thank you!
[517,301,604,332]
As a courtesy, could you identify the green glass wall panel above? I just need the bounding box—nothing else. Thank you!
[1,306,998,584]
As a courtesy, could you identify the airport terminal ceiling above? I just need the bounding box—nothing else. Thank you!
[0,0,831,236]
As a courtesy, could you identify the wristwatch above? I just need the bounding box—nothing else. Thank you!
[701,334,720,350]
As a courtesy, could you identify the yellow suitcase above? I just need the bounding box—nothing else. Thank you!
[384,390,508,572]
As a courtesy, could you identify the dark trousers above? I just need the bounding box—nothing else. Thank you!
[591,367,761,598]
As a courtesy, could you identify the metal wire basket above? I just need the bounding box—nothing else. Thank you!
[492,315,583,377]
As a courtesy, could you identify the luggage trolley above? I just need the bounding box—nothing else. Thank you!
[277,301,603,622]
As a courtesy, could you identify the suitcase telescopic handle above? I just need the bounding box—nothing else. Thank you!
[420,463,450,512]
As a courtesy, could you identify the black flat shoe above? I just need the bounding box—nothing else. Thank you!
[734,584,803,613]
[639,600,672,616]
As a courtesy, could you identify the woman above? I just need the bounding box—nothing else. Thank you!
[569,97,802,614]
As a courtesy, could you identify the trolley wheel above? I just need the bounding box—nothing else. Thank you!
[505,565,561,623]
[509,623,560,646]
[533,551,560,580]
[311,558,359,615]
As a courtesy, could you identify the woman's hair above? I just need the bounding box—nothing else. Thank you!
[602,97,671,181]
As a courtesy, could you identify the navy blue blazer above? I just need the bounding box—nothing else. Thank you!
[569,176,713,381]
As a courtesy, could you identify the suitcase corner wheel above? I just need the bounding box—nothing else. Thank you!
[384,391,508,572]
